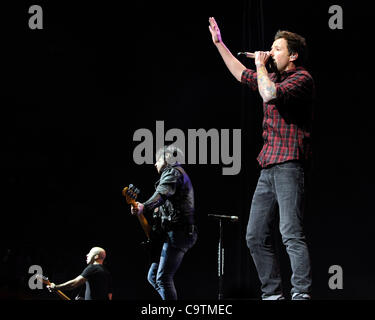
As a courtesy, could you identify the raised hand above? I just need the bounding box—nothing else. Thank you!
[208,17,222,44]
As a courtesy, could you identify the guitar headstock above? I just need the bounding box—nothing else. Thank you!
[122,184,140,206]
[36,274,51,286]
[35,274,71,300]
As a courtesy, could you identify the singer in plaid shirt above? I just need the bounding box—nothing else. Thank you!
[241,66,314,168]
[209,17,313,300]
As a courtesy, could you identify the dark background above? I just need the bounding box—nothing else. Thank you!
[0,0,374,300]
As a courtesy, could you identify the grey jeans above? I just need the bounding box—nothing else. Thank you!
[246,161,312,298]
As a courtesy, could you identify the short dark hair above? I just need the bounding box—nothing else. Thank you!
[274,30,308,67]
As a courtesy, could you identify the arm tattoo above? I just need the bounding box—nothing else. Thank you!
[256,64,276,102]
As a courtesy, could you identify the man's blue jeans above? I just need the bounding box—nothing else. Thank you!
[246,161,312,299]
[147,228,197,300]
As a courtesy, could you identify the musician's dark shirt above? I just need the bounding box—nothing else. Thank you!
[80,264,112,300]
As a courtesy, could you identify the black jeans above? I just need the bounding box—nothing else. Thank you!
[246,161,312,298]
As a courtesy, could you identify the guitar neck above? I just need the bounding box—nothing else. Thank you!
[56,290,71,300]
[38,277,71,301]
[48,282,71,300]
[137,213,151,239]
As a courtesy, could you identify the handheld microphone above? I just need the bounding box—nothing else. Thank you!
[237,52,255,58]
[238,52,279,76]
[208,214,239,222]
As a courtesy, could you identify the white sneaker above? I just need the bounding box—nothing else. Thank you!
[292,293,311,300]
[262,294,285,300]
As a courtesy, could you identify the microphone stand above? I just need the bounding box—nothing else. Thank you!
[218,218,224,300]
[208,214,239,300]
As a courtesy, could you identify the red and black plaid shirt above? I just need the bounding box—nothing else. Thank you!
[241,66,314,168]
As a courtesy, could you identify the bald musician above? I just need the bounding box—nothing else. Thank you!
[47,247,113,300]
